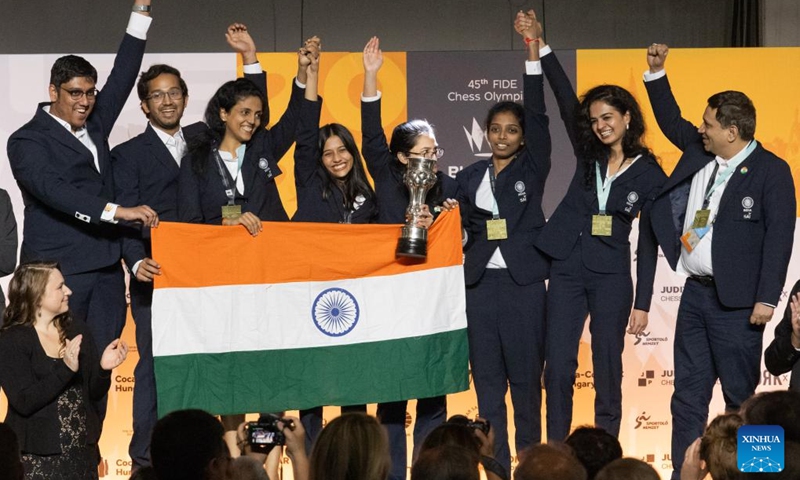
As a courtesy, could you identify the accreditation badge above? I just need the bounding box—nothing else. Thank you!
[691,209,711,229]
[221,204,242,219]
[680,226,710,253]
[486,218,508,240]
[591,215,613,236]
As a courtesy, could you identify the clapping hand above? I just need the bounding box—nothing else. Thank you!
[100,338,129,371]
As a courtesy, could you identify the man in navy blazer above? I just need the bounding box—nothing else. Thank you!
[7,2,159,368]
[643,44,795,479]
[110,24,277,469]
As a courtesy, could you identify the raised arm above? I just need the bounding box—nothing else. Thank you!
[643,44,702,151]
[360,37,392,176]
[515,11,551,175]
[267,36,320,162]
[294,50,323,189]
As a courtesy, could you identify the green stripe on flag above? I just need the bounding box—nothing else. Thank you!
[155,329,470,416]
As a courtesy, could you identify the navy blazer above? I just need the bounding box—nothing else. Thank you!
[112,73,266,267]
[456,73,551,287]
[0,320,109,455]
[7,34,145,275]
[361,98,459,225]
[178,81,309,225]
[0,189,17,318]
[764,280,800,393]
[645,74,795,308]
[536,52,666,310]
[292,98,378,224]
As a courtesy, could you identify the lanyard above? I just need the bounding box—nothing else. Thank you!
[213,148,240,206]
[595,154,642,213]
[487,161,500,219]
[701,140,756,209]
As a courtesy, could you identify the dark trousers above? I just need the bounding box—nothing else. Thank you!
[544,248,632,441]
[128,280,157,468]
[64,263,127,422]
[378,396,447,480]
[300,404,367,453]
[669,277,763,480]
[466,269,545,474]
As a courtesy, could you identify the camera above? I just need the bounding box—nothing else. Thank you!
[446,414,491,436]
[245,414,294,453]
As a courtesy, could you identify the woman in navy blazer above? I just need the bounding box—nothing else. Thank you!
[292,79,377,448]
[177,36,321,453]
[454,20,551,474]
[360,36,459,480]
[519,11,666,441]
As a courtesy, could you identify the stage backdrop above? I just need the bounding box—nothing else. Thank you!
[1,46,799,479]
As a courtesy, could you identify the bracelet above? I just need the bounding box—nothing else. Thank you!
[132,4,151,12]
[524,37,540,46]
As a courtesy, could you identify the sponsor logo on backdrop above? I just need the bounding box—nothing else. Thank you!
[98,458,109,477]
[634,411,669,430]
[115,375,134,393]
[659,285,684,302]
[638,370,655,387]
[642,453,656,463]
[633,330,670,347]
[463,118,491,158]
[113,459,133,477]
[660,370,674,385]
[760,369,790,387]
[738,425,784,472]
[574,370,594,390]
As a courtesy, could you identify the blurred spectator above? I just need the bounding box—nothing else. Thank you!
[565,426,623,479]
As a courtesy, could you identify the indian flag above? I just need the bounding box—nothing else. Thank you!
[150,210,469,416]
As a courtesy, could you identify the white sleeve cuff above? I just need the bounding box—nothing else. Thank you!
[126,12,153,40]
[525,61,542,75]
[643,69,666,82]
[361,91,382,102]
[101,203,119,224]
[539,44,553,57]
[243,63,263,74]
[295,78,306,89]
[131,260,143,277]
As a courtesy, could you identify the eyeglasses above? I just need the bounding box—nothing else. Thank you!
[61,87,98,100]
[146,88,184,103]
[407,147,445,159]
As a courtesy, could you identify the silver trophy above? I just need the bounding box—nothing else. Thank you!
[396,156,437,258]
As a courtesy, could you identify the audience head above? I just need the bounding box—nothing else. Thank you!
[150,409,230,480]
[564,426,623,480]
[309,413,390,480]
[411,445,479,480]
[594,458,660,480]
[231,456,270,480]
[137,64,189,133]
[129,465,158,480]
[0,423,24,480]
[419,415,482,456]
[699,413,743,480]
[514,443,587,480]
[48,55,98,131]
[741,390,800,442]
[484,101,526,161]
[1,262,71,334]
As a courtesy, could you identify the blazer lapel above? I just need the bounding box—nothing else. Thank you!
[35,106,93,159]
[717,143,759,213]
[144,125,180,173]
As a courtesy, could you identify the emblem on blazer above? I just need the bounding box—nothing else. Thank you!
[742,197,754,209]
[740,166,749,174]
[627,192,639,204]
[312,288,360,337]
[258,157,273,179]
[514,181,527,203]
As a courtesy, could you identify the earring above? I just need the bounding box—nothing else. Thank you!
[625,123,629,131]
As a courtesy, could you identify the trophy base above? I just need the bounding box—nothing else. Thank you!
[396,237,427,258]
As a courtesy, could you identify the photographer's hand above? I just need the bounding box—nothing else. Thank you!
[281,416,309,480]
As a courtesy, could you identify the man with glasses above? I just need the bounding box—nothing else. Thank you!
[7,0,158,420]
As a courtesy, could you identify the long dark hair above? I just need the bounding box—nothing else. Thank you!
[575,85,652,189]
[188,77,266,176]
[388,119,443,203]
[1,262,71,346]
[318,123,376,212]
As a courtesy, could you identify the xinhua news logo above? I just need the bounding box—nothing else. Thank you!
[738,425,784,473]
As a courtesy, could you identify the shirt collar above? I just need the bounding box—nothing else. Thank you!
[42,104,87,137]
[150,122,184,146]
